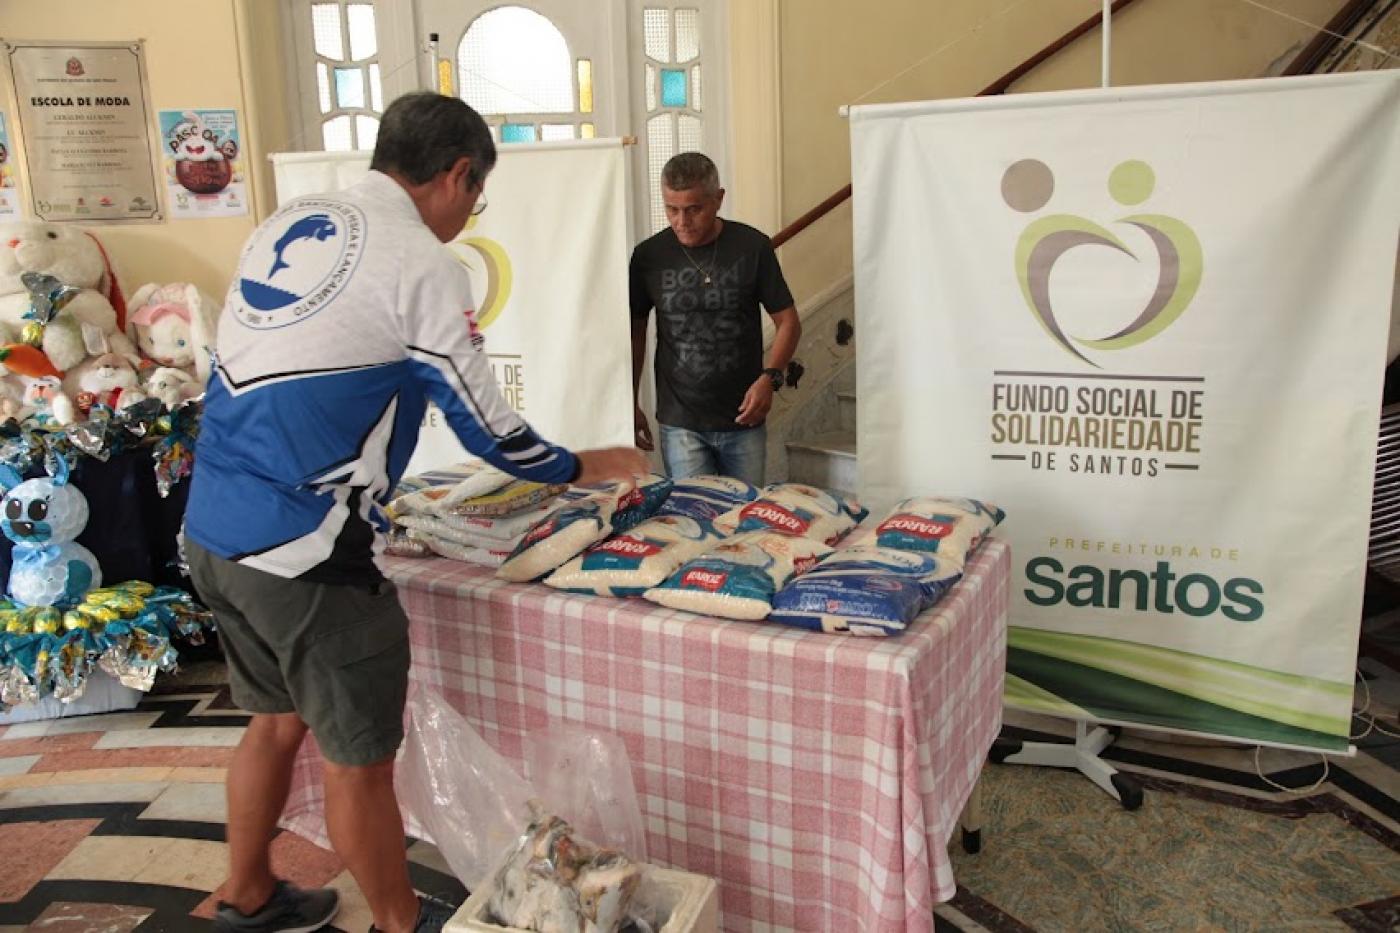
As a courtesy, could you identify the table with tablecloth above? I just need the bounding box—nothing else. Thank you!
[281,537,1010,933]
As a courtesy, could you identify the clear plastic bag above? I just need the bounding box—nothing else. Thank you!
[525,729,647,863]
[397,687,647,892]
[397,686,536,890]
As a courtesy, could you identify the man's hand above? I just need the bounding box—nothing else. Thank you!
[574,446,651,486]
[634,406,655,451]
[735,376,774,427]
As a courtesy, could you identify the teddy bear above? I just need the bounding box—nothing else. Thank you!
[124,282,219,384]
[0,457,101,608]
[0,221,138,376]
[143,366,201,409]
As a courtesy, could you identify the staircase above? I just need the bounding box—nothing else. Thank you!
[784,356,858,496]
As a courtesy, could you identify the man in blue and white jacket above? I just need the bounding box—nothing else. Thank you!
[186,93,647,933]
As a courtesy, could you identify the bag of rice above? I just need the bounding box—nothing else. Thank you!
[874,496,1005,567]
[544,515,722,597]
[398,501,557,550]
[409,529,512,567]
[387,462,513,518]
[714,483,861,546]
[496,487,623,583]
[769,546,962,636]
[606,473,673,532]
[656,475,759,523]
[385,526,432,557]
[644,531,831,621]
[438,480,565,518]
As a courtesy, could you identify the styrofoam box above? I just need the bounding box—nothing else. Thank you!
[445,865,719,933]
[0,670,142,725]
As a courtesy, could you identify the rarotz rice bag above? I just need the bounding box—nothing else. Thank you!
[874,496,1005,567]
[544,515,722,597]
[769,546,963,636]
[714,483,863,546]
[655,475,760,523]
[644,531,832,621]
[606,473,674,532]
[497,489,621,583]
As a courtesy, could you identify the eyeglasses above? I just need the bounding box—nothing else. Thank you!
[466,173,488,216]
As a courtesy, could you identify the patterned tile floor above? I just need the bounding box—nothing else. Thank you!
[0,627,1397,932]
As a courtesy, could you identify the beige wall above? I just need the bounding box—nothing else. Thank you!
[764,0,1346,306]
[0,0,292,303]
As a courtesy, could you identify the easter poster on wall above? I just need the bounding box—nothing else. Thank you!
[158,109,247,218]
[0,112,17,218]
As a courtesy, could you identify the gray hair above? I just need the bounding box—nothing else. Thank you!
[370,92,497,186]
[661,152,720,196]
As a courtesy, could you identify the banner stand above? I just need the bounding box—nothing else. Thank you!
[990,723,1144,810]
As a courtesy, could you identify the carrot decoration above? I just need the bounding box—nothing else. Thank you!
[0,344,64,379]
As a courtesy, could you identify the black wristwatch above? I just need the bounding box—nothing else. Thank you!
[763,367,784,392]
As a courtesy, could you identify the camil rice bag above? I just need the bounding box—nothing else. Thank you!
[714,483,863,546]
[544,515,721,597]
[644,531,831,621]
[769,546,963,636]
[656,475,759,523]
[874,496,1005,567]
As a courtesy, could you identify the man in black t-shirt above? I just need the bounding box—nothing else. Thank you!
[630,152,801,486]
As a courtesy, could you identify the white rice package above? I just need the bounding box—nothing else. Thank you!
[714,483,864,546]
[410,530,512,568]
[544,515,721,598]
[496,486,624,583]
[387,462,513,518]
[655,475,760,523]
[769,546,963,636]
[874,496,1005,567]
[644,531,831,621]
[397,503,555,550]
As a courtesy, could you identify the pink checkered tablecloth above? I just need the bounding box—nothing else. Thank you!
[282,537,1009,932]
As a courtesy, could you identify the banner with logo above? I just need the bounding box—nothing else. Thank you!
[271,141,633,473]
[852,73,1400,752]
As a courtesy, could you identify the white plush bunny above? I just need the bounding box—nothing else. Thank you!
[75,352,146,416]
[143,366,201,409]
[125,282,219,383]
[0,221,138,374]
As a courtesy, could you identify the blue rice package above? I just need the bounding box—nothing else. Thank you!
[769,546,963,636]
[655,475,759,523]
[604,473,673,533]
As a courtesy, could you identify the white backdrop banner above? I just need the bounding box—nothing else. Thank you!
[271,141,633,474]
[852,73,1400,752]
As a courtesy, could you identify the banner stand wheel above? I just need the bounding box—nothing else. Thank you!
[989,721,1144,811]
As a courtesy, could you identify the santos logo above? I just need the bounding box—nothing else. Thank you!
[1002,158,1203,368]
[1024,557,1263,622]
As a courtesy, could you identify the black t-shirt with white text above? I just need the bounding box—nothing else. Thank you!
[629,220,794,432]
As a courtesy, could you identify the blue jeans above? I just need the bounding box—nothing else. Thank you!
[659,424,767,487]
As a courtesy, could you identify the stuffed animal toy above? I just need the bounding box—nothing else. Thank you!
[74,353,146,416]
[143,366,201,409]
[0,458,102,608]
[125,283,219,383]
[0,221,137,374]
[21,376,75,426]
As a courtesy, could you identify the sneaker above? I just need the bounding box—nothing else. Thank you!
[368,894,458,933]
[214,881,340,933]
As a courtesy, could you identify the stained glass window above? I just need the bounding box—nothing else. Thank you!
[501,123,538,143]
[642,7,707,232]
[661,69,687,107]
[459,7,572,114]
[305,0,381,151]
